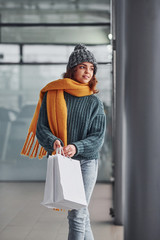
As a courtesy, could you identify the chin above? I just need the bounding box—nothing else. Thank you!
[82,79,90,83]
[81,81,89,84]
[75,78,90,84]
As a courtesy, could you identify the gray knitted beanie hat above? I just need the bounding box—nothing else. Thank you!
[67,44,97,74]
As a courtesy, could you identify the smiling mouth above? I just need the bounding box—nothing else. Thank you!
[83,75,90,79]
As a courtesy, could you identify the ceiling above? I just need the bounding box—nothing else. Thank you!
[0,0,111,44]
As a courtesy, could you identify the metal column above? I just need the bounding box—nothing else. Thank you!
[123,0,160,239]
[113,0,126,225]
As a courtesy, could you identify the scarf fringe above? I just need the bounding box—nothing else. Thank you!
[38,146,47,159]
[21,132,47,159]
[21,132,35,156]
[30,140,39,158]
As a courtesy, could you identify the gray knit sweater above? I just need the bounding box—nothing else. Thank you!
[36,92,106,160]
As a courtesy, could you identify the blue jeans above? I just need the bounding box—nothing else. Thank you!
[67,159,98,240]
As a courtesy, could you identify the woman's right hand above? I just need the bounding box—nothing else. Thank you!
[53,140,62,151]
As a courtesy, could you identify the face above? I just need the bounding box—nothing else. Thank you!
[73,62,94,84]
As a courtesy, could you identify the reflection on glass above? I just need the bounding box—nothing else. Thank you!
[23,44,112,63]
[1,26,110,44]
[0,45,20,62]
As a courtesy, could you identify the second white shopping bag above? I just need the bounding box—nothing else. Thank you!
[41,148,87,210]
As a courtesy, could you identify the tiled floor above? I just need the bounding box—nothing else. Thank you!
[0,182,123,240]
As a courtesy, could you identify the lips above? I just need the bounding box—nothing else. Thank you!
[83,75,90,79]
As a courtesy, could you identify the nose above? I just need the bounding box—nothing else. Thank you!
[85,67,90,73]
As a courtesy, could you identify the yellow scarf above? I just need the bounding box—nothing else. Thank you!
[21,78,93,159]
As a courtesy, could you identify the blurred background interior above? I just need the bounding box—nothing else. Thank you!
[1,1,160,240]
[0,0,113,182]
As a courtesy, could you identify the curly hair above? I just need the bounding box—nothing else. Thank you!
[62,68,99,94]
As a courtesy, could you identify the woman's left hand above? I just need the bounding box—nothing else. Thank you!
[63,144,76,158]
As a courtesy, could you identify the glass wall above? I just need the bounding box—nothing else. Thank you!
[0,43,112,181]
[0,0,112,181]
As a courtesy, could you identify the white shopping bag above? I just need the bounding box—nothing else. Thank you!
[41,149,87,210]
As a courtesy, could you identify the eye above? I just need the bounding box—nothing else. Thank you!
[79,65,84,69]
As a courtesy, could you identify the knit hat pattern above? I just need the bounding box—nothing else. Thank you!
[67,44,97,74]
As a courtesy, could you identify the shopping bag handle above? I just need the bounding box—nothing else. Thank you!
[56,147,61,155]
[56,147,65,156]
[56,147,71,159]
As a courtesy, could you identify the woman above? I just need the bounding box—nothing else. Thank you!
[21,44,106,240]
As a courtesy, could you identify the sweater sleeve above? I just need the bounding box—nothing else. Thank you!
[36,92,63,154]
[72,100,106,159]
